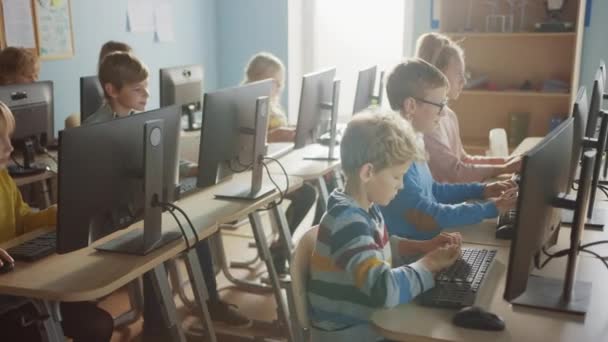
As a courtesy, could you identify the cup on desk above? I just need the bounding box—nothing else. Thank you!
[508,112,530,146]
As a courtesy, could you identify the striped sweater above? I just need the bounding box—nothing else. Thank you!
[308,190,434,341]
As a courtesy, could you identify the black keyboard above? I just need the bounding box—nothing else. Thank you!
[419,248,496,308]
[7,231,56,262]
[497,209,517,227]
[7,164,47,177]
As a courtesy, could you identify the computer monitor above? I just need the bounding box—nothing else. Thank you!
[504,117,595,315]
[0,81,54,175]
[567,87,588,191]
[353,65,384,115]
[196,80,275,200]
[57,105,181,254]
[562,72,608,229]
[584,70,604,139]
[293,68,340,160]
[160,64,203,131]
[80,75,104,123]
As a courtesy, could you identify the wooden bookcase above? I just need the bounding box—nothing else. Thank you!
[438,0,587,154]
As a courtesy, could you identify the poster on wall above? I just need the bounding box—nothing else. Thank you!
[33,0,74,60]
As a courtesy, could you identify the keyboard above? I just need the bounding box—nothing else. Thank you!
[497,209,517,227]
[7,164,47,177]
[419,248,497,309]
[7,231,56,262]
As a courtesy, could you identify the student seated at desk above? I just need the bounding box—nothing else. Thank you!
[243,52,317,273]
[0,47,39,85]
[98,40,132,71]
[0,102,114,342]
[380,58,517,250]
[308,112,461,341]
[84,51,251,330]
[415,33,521,183]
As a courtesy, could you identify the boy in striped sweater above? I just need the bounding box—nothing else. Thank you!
[308,112,461,341]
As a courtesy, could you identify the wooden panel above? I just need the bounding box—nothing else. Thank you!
[456,34,576,88]
[439,0,582,33]
[451,93,570,143]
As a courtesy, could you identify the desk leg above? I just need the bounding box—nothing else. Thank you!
[270,204,294,261]
[249,211,296,342]
[146,264,186,342]
[183,246,217,342]
[32,300,64,342]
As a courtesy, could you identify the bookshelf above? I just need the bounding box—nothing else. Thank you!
[437,0,587,154]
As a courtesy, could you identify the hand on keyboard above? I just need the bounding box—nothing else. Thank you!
[0,248,15,266]
[422,232,462,253]
[420,243,461,274]
[502,155,522,174]
[483,180,518,199]
[490,188,518,215]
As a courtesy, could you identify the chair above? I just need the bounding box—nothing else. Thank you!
[488,128,509,157]
[281,225,318,342]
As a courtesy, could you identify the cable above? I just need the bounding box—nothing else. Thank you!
[256,156,289,211]
[581,240,608,250]
[597,184,608,198]
[539,246,571,269]
[10,155,24,168]
[166,207,191,251]
[41,148,58,165]
[580,248,608,271]
[159,201,200,247]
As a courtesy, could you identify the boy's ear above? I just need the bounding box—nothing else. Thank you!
[359,163,374,184]
[402,97,416,117]
[103,83,119,99]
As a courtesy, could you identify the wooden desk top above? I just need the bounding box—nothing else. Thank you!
[0,172,302,302]
[267,143,341,180]
[372,243,608,342]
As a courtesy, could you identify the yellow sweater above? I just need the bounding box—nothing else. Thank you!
[0,169,57,243]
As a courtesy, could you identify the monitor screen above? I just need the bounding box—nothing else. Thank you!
[57,105,181,253]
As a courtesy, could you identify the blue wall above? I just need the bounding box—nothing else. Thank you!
[579,0,608,90]
[38,0,218,134]
[215,0,288,101]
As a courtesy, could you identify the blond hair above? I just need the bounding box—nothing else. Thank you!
[386,58,449,112]
[98,52,148,99]
[98,40,133,70]
[415,33,464,72]
[340,111,426,180]
[0,101,15,135]
[243,52,285,118]
[0,47,40,85]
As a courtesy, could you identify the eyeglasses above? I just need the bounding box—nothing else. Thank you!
[412,97,448,115]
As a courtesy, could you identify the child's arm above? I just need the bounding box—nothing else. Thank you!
[400,178,498,230]
[11,179,57,233]
[431,180,486,204]
[330,218,435,308]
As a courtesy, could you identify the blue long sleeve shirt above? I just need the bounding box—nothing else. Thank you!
[381,161,499,241]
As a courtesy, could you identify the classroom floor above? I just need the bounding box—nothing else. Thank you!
[100,199,312,342]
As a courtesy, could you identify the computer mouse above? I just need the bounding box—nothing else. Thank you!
[495,224,514,240]
[0,262,15,274]
[452,306,505,331]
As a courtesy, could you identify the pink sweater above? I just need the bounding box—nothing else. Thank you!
[424,107,506,183]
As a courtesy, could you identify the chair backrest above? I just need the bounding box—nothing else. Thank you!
[290,225,318,330]
[489,128,509,157]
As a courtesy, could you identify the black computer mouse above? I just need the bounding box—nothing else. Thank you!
[0,262,15,274]
[495,224,514,240]
[452,306,505,331]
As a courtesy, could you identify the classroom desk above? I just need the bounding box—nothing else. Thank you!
[11,150,58,208]
[372,242,608,342]
[0,171,302,342]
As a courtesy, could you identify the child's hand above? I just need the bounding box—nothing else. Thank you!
[483,180,517,199]
[422,232,462,253]
[420,244,461,274]
[490,188,518,214]
[0,248,14,267]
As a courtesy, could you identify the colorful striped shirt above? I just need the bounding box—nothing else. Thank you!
[308,190,434,341]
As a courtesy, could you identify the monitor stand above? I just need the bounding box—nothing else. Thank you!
[214,182,275,200]
[511,275,591,315]
[96,228,182,255]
